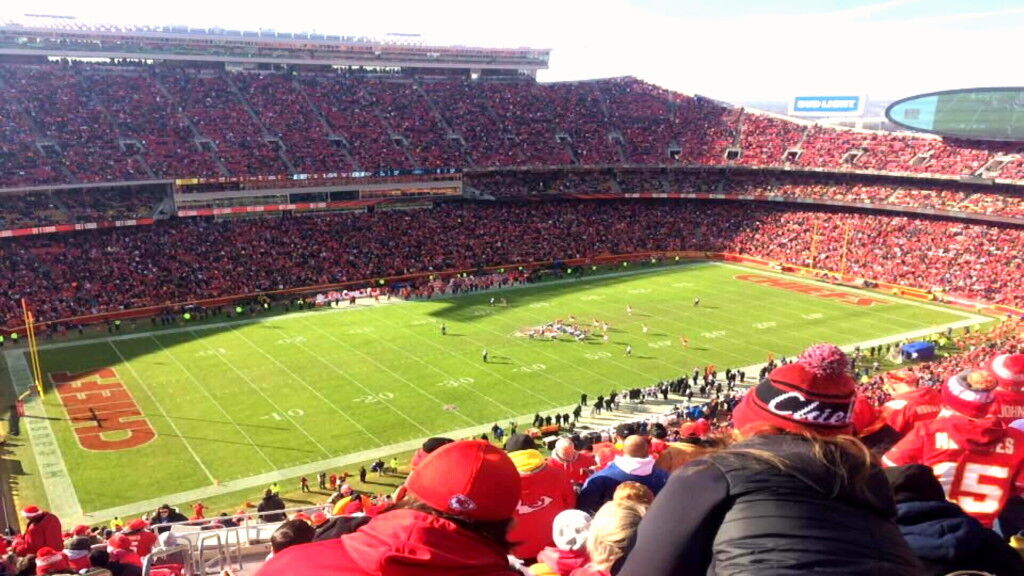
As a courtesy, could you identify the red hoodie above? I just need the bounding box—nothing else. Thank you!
[16,512,62,555]
[530,547,589,576]
[884,410,1024,527]
[255,508,518,576]
[547,452,596,487]
[508,450,576,560]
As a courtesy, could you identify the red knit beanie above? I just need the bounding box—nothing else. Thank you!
[942,369,999,419]
[732,344,856,436]
[34,547,70,575]
[405,440,520,522]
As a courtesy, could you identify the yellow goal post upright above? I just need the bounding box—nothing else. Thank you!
[20,298,44,398]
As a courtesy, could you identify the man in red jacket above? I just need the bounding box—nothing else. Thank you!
[885,368,1024,528]
[504,434,576,560]
[256,440,523,575]
[547,438,596,490]
[880,368,941,436]
[14,505,62,555]
[122,518,158,556]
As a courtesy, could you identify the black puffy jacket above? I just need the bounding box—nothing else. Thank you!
[619,433,921,576]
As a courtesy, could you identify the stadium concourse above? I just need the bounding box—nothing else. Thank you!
[2,30,1024,576]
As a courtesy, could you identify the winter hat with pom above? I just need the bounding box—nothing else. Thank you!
[732,343,856,436]
[942,368,999,419]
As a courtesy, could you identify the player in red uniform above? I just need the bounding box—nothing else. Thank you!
[880,368,942,436]
[989,353,1024,424]
[884,367,1024,528]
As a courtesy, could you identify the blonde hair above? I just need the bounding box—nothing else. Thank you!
[612,481,654,506]
[586,500,648,569]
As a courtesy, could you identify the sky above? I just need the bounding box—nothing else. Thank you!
[1,0,1022,105]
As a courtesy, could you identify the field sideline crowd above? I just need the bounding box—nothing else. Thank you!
[5,331,1024,575]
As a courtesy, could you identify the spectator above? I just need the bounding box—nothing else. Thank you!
[120,519,157,557]
[570,500,647,576]
[32,547,70,575]
[620,344,921,575]
[88,548,142,576]
[529,509,592,576]
[268,519,315,558]
[547,437,596,489]
[885,464,1024,575]
[106,534,142,568]
[14,506,62,556]
[257,489,287,523]
[611,481,654,507]
[62,536,92,572]
[148,505,187,533]
[577,436,667,514]
[884,366,1024,529]
[503,434,576,560]
[256,440,522,575]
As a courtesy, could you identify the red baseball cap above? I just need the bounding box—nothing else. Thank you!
[405,440,520,522]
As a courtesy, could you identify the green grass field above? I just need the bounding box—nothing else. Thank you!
[934,89,1024,140]
[3,262,985,522]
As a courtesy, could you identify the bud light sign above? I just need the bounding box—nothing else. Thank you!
[789,96,865,117]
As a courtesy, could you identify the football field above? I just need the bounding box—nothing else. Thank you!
[3,262,989,522]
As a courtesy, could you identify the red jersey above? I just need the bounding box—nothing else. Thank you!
[884,411,1024,527]
[124,529,158,556]
[993,388,1024,424]
[881,386,942,435]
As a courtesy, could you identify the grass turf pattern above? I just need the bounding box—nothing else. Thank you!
[23,263,966,512]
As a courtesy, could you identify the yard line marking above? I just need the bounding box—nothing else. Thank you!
[4,350,81,519]
[298,319,478,426]
[288,338,433,436]
[108,341,216,484]
[147,336,277,469]
[353,311,550,410]
[73,401,581,525]
[225,327,384,447]
[185,332,333,459]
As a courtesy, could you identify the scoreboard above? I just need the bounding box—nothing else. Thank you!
[886,88,1024,142]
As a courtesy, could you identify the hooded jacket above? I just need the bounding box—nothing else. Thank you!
[577,455,667,514]
[894,499,1024,576]
[619,434,920,576]
[255,508,518,576]
[17,512,63,555]
[508,449,576,560]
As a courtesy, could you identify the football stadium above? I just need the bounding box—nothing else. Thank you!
[0,2,1023,575]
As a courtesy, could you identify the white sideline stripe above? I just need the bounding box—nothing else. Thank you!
[3,350,81,519]
[22,260,997,522]
[73,403,580,524]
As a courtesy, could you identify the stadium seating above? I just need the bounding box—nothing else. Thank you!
[3,61,1019,189]
[3,200,1021,330]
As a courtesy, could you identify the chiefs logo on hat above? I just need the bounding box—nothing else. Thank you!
[448,494,477,514]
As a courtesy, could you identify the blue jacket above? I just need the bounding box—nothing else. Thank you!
[895,499,1024,576]
[577,458,668,513]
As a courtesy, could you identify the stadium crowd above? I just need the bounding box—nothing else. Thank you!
[7,341,1024,575]
[5,62,1024,187]
[2,200,1022,330]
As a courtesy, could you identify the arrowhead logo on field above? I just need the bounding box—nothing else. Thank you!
[49,368,156,452]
